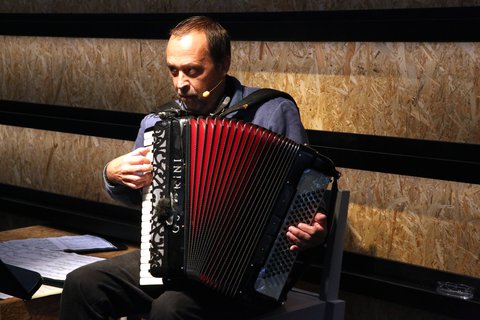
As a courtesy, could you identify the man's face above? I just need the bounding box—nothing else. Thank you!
[166,30,227,114]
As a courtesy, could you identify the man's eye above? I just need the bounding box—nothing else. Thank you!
[169,68,178,76]
[186,68,198,76]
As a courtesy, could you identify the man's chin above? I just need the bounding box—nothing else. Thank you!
[181,99,207,115]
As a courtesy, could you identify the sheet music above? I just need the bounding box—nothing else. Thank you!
[0,243,104,282]
[3,234,117,252]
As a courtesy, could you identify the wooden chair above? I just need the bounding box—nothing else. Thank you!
[252,190,350,320]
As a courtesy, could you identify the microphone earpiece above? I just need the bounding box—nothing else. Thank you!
[201,79,224,99]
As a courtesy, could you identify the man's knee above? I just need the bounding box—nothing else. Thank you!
[60,264,110,320]
[149,291,205,320]
[64,263,106,296]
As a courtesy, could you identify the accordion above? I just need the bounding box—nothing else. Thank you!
[140,115,338,303]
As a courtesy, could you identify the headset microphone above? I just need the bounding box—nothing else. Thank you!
[202,79,224,98]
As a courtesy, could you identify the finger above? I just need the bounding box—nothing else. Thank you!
[123,149,152,168]
[296,212,327,236]
[288,226,312,243]
[116,163,151,178]
[122,172,152,189]
[286,227,306,245]
[119,151,152,171]
[313,212,327,226]
[296,222,325,239]
[288,224,326,249]
[130,162,153,174]
[129,154,153,166]
[130,146,152,157]
[286,229,308,251]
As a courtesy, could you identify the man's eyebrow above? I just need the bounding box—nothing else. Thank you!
[185,63,202,69]
[166,62,176,69]
[167,61,203,69]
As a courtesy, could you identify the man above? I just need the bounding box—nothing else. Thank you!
[60,16,327,320]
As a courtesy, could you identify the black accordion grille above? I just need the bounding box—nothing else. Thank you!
[254,187,326,298]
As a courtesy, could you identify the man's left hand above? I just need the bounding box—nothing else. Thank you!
[286,212,327,251]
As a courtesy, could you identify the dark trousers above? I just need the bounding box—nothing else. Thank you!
[59,250,266,320]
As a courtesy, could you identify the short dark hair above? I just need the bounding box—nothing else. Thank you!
[170,16,231,66]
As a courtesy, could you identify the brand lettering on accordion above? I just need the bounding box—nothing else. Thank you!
[140,116,339,304]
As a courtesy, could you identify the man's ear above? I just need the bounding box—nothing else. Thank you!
[222,56,231,75]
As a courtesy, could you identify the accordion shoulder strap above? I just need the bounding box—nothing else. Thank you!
[152,88,295,118]
[215,88,296,118]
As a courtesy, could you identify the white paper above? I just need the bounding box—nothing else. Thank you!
[3,234,117,252]
[0,284,63,300]
[0,243,104,282]
[0,292,11,299]
[31,284,63,299]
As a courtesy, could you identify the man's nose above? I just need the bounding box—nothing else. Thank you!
[177,72,189,92]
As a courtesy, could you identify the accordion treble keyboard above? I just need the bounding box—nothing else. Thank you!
[140,129,163,286]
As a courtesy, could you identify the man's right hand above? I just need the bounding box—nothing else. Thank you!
[105,146,153,189]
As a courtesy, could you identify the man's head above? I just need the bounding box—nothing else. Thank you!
[166,16,231,114]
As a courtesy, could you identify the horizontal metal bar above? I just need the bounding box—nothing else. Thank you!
[307,130,480,184]
[0,100,142,140]
[1,7,480,41]
[0,183,140,243]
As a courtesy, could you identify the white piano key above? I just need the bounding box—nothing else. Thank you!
[141,212,152,220]
[141,221,152,231]
[139,269,153,278]
[139,262,150,269]
[140,277,163,286]
[140,255,150,264]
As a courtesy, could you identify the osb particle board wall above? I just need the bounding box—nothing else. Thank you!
[2,37,479,143]
[1,36,479,278]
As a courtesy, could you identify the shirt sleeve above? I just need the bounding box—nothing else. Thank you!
[253,97,309,144]
[102,115,154,208]
[103,165,142,208]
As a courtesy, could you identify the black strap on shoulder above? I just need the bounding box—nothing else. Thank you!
[214,88,295,118]
[152,88,295,118]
